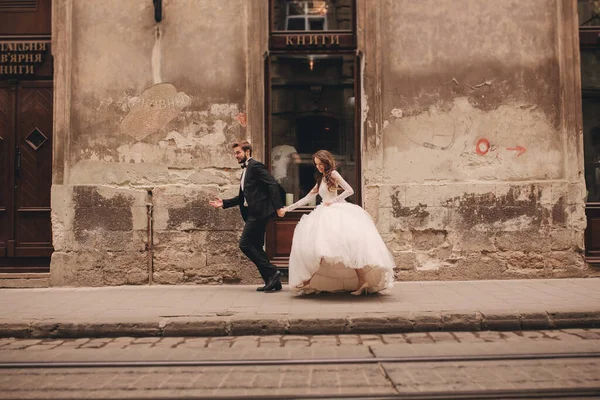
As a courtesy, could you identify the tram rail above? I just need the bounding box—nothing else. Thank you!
[3,351,599,400]
[1,351,599,369]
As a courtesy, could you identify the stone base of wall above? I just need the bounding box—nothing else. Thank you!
[49,182,600,287]
[394,249,600,281]
[50,184,263,287]
[369,181,600,281]
[0,273,50,288]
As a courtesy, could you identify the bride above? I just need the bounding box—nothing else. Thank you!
[281,150,395,295]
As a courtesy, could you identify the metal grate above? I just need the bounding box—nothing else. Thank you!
[0,0,37,10]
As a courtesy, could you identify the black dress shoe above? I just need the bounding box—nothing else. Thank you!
[264,281,282,292]
[263,271,282,292]
[257,281,282,291]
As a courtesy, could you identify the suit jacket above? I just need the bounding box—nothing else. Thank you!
[223,158,284,221]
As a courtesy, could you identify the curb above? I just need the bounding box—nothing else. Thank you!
[1,310,599,338]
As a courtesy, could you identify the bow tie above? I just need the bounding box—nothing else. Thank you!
[240,162,247,169]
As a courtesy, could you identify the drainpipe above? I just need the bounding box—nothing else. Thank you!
[146,0,161,285]
[146,190,154,285]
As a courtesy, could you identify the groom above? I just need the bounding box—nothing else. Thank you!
[209,140,285,292]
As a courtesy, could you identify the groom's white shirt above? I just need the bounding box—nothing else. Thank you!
[240,157,252,191]
[241,157,252,206]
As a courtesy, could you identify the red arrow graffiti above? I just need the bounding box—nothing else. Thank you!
[506,146,526,157]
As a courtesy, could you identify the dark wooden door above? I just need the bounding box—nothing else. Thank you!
[0,0,53,271]
[0,81,53,271]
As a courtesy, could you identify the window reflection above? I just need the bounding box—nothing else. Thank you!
[582,48,600,202]
[578,0,600,26]
[270,54,356,206]
[272,0,353,32]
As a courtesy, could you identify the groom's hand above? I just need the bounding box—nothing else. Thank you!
[209,198,223,208]
[277,208,286,217]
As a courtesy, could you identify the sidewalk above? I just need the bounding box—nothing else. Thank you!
[1,278,599,338]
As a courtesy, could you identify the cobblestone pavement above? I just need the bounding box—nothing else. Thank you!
[0,329,599,398]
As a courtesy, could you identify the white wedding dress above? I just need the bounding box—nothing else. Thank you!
[284,170,395,294]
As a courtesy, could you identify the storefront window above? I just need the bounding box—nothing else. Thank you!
[269,54,357,206]
[580,0,600,202]
[582,48,600,202]
[271,0,353,32]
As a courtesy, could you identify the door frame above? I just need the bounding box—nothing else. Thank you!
[0,81,17,259]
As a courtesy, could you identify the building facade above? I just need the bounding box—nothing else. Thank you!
[1,0,599,287]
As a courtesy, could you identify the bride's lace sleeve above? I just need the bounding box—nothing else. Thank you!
[284,185,318,212]
[329,170,354,203]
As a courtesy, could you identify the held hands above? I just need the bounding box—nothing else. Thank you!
[277,208,286,217]
[209,197,223,208]
[324,201,332,207]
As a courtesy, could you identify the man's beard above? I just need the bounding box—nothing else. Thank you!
[239,155,248,165]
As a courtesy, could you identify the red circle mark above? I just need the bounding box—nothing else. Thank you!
[476,139,490,156]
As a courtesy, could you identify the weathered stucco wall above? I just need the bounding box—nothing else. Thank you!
[51,0,256,286]
[361,0,596,280]
[51,0,596,286]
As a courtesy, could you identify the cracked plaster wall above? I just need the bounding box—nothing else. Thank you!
[362,0,597,280]
[51,0,256,286]
[51,0,597,287]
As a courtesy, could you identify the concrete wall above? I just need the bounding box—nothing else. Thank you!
[50,0,597,286]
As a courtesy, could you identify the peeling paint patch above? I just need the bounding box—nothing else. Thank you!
[411,229,448,250]
[165,195,239,232]
[236,112,247,127]
[210,103,240,118]
[415,254,443,271]
[552,196,567,226]
[120,83,191,141]
[73,187,134,235]
[382,98,563,182]
[391,190,430,220]
[445,185,547,229]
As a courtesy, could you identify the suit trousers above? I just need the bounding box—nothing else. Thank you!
[239,216,278,283]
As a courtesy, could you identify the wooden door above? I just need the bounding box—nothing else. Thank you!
[1,0,53,272]
[15,81,53,257]
[0,81,53,271]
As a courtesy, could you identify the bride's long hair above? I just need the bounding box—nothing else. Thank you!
[313,150,338,192]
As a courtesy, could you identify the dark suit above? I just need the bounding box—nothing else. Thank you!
[223,158,283,283]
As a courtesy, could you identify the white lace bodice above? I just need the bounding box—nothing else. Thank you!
[284,170,354,211]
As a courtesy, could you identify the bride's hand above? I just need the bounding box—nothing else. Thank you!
[324,201,332,207]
